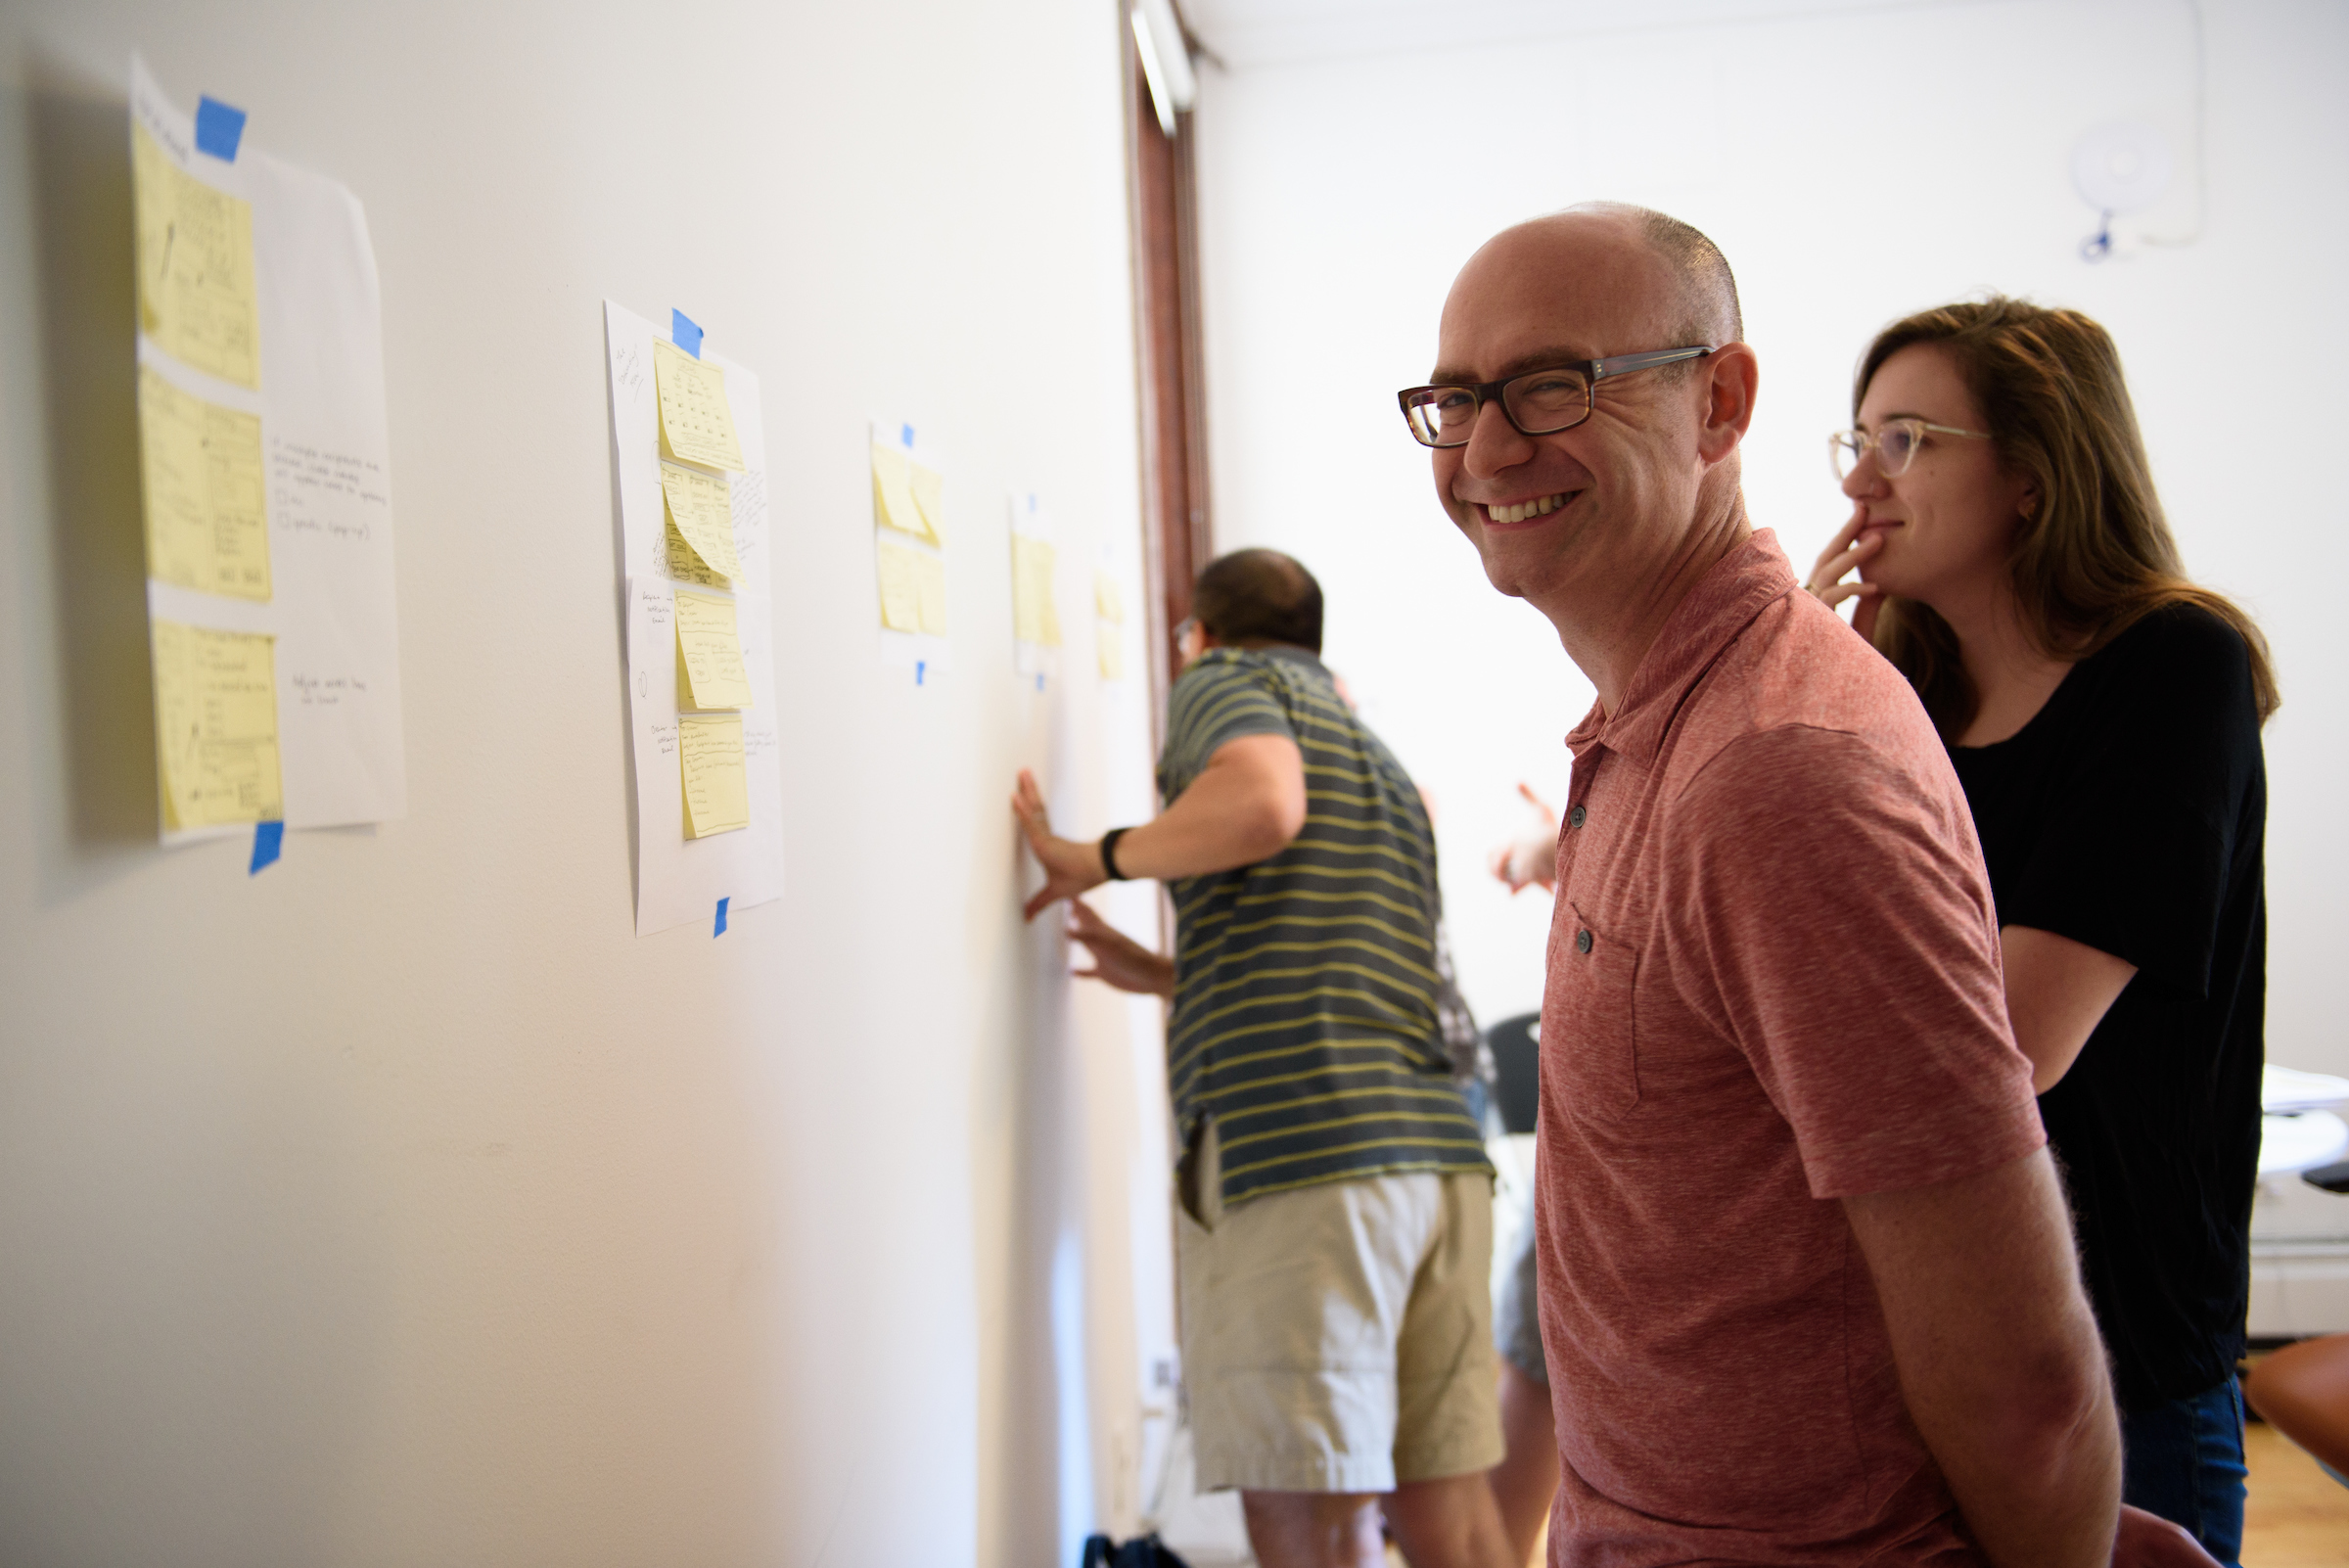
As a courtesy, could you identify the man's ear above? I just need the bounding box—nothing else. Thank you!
[1696,343,1760,463]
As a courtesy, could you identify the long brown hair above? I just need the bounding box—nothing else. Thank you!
[1857,298,2277,735]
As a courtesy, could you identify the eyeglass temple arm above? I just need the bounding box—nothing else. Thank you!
[1589,346,1714,382]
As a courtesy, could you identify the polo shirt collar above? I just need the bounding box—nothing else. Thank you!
[1251,643,1331,679]
[1563,529,1800,768]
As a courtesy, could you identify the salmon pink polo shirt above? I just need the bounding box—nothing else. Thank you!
[1538,531,2044,1567]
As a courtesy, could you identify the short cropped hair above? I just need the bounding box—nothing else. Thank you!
[1570,202,1743,348]
[1193,548,1323,653]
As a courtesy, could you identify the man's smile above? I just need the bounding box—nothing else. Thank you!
[1475,490,1577,526]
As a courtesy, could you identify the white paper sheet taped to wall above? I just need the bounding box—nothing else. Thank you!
[130,57,408,840]
[605,301,783,936]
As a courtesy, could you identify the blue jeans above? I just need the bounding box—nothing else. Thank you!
[2120,1378,2247,1568]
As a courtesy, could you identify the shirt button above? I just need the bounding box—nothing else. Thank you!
[1575,929,1593,954]
[1568,806,1587,828]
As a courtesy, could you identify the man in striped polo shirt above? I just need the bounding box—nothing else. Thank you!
[1015,549,1511,1568]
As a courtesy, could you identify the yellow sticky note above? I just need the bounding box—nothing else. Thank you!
[660,460,741,580]
[131,124,260,389]
[673,588,755,710]
[150,619,282,829]
[652,340,744,472]
[1012,535,1062,648]
[875,541,923,632]
[664,519,729,588]
[915,552,947,636]
[1094,571,1124,623]
[1099,628,1125,681]
[909,462,946,544]
[137,366,270,601]
[679,714,750,838]
[870,443,934,544]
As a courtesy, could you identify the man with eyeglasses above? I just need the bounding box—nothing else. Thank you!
[1408,205,2207,1568]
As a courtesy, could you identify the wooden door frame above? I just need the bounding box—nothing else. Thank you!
[1125,4,1211,741]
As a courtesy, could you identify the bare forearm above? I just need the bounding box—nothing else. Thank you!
[1113,736,1305,881]
[1845,1151,2121,1567]
[1923,1361,2119,1567]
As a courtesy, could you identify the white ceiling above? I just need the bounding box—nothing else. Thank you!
[1176,0,1996,70]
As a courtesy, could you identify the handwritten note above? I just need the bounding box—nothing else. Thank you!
[653,339,744,472]
[664,519,730,588]
[660,460,741,580]
[267,436,390,546]
[673,588,755,710]
[131,122,259,389]
[150,618,282,829]
[870,443,935,544]
[679,714,750,838]
[875,540,923,632]
[138,366,269,600]
[909,462,946,544]
[1012,535,1061,647]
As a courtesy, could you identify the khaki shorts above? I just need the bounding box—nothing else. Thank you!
[1177,1118,1503,1495]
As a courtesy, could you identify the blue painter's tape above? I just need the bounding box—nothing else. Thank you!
[671,309,704,358]
[1036,673,1045,692]
[714,896,730,937]
[900,423,914,449]
[195,96,248,161]
[250,819,283,874]
[915,661,926,685]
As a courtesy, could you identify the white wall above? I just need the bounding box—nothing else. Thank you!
[0,3,1176,1565]
[1191,0,2349,1078]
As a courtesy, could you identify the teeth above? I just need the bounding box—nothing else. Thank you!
[1490,493,1566,524]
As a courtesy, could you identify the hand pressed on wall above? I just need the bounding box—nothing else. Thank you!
[1067,899,1174,998]
[1012,768,1107,922]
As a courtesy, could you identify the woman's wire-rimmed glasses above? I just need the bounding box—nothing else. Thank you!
[1828,418,1992,481]
[1397,346,1715,448]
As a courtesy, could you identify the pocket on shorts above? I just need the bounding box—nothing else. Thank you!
[1547,902,1639,1118]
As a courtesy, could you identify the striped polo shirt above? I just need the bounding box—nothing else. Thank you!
[1160,645,1491,1207]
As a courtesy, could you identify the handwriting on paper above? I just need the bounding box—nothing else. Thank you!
[150,619,282,828]
[660,460,741,580]
[270,436,390,545]
[673,588,754,710]
[139,365,270,600]
[131,122,259,389]
[652,341,744,472]
[679,714,750,838]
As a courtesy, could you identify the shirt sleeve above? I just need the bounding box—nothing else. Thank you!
[1160,655,1296,801]
[1992,608,2261,998]
[1667,724,2045,1199]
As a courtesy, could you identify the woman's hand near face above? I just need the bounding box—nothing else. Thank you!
[1808,504,1885,642]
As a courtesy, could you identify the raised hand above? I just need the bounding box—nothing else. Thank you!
[1807,503,1885,642]
[1488,781,1560,895]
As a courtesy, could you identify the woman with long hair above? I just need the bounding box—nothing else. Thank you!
[1809,298,2274,1565]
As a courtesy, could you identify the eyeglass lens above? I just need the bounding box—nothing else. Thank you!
[1830,422,1921,481]
[1406,366,1594,446]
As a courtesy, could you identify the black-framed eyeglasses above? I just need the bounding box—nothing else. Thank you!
[1397,346,1715,448]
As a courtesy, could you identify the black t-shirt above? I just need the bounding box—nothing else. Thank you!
[1947,603,2266,1412]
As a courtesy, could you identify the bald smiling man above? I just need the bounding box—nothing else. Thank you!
[1405,207,2216,1567]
